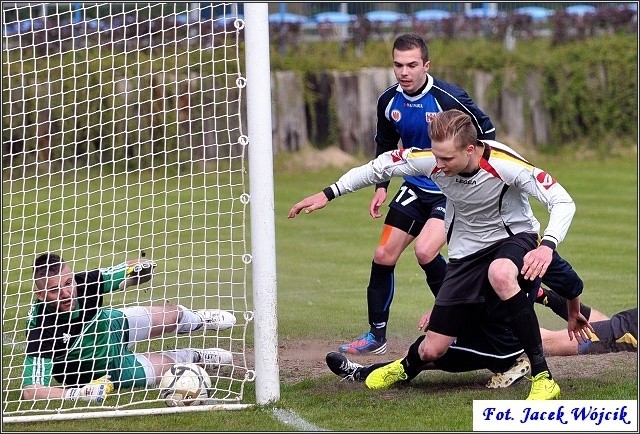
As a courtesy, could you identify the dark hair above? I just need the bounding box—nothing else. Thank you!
[393,33,429,62]
[428,109,477,150]
[33,253,64,280]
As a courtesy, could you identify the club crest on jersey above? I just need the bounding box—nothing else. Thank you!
[391,109,401,122]
[536,171,557,189]
[426,112,438,123]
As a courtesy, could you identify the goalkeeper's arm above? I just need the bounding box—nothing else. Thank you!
[22,376,114,403]
[100,257,157,292]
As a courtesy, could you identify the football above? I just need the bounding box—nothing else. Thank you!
[158,363,212,407]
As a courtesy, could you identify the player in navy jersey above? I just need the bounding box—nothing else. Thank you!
[337,33,496,356]
[335,34,587,360]
[288,109,595,400]
[20,252,236,403]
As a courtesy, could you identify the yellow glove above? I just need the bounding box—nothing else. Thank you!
[119,258,157,290]
[64,375,114,403]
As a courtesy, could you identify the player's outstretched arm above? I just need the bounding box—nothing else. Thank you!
[121,257,157,289]
[100,255,157,292]
[287,192,329,218]
[22,375,113,403]
[289,149,428,220]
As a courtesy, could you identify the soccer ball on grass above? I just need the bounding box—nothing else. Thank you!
[159,363,212,407]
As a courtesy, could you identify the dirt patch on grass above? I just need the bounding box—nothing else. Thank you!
[249,338,637,387]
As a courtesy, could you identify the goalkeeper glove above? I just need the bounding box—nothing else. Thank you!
[64,375,114,403]
[119,259,157,290]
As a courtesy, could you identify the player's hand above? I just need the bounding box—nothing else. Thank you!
[418,309,432,331]
[521,245,553,280]
[119,258,157,290]
[287,192,329,218]
[65,375,114,403]
[370,188,387,219]
[567,311,595,343]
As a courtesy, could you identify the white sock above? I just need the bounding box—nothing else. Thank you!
[176,305,204,333]
[161,348,199,364]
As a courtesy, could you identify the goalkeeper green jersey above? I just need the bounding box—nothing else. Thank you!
[22,265,128,388]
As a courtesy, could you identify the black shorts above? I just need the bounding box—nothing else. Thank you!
[432,294,525,373]
[579,308,638,354]
[385,182,445,237]
[428,232,539,338]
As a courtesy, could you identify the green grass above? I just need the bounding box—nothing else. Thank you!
[2,151,637,431]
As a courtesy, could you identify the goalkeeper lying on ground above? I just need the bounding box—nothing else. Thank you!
[20,252,237,403]
[326,285,636,389]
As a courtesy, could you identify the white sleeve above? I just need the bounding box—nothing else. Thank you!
[331,148,436,197]
[516,167,576,247]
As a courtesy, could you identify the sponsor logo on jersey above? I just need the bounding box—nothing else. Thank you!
[536,171,556,189]
[391,109,401,122]
[426,112,438,123]
[403,102,423,108]
[455,178,477,185]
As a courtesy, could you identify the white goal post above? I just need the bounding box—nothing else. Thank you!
[2,2,279,423]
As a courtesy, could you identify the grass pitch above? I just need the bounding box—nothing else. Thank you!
[2,150,637,431]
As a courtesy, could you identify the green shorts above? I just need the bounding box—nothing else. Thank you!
[102,308,148,389]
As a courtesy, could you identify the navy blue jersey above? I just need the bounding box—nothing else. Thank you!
[375,73,495,192]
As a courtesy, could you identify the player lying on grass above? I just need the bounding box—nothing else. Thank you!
[21,252,237,403]
[540,307,637,356]
[326,293,637,389]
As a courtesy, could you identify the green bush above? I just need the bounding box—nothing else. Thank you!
[272,35,637,148]
[2,34,636,172]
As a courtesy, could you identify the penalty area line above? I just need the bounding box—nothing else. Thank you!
[271,407,328,431]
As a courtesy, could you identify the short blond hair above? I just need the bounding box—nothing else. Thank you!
[428,109,477,150]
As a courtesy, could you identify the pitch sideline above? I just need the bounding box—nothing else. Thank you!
[271,407,328,431]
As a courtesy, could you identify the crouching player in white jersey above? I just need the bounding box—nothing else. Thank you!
[288,109,594,400]
[21,252,236,403]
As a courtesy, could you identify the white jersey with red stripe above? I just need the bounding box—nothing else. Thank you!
[328,140,575,259]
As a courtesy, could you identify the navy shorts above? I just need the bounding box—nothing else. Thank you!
[385,181,445,237]
[541,250,584,300]
[579,308,638,354]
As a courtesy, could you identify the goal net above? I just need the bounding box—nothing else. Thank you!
[2,2,265,422]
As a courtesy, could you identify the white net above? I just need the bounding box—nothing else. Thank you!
[2,2,253,420]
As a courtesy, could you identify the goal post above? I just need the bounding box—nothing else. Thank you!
[244,3,280,406]
[2,1,279,422]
